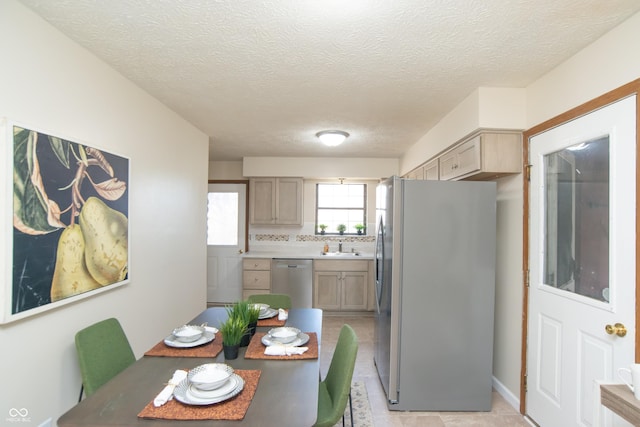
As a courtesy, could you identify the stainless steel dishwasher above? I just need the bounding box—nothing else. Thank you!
[271,259,313,308]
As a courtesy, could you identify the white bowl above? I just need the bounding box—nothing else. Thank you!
[188,363,234,391]
[172,325,205,343]
[252,303,270,315]
[269,327,300,344]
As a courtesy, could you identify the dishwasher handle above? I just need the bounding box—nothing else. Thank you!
[273,260,312,269]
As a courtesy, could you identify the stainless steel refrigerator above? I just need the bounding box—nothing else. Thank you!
[374,176,497,411]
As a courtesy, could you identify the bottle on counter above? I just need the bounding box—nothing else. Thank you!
[323,242,329,253]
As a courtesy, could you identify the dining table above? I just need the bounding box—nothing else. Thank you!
[57,307,323,427]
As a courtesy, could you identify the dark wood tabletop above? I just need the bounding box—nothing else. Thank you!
[58,307,323,427]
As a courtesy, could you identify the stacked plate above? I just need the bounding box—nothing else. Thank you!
[164,325,216,348]
[174,363,244,405]
[253,303,278,320]
[261,327,310,347]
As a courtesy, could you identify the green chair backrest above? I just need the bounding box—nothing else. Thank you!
[75,318,136,397]
[247,293,292,309]
[316,324,359,426]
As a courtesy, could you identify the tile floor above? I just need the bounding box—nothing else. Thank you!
[320,314,531,427]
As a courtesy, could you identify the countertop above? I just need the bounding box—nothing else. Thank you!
[242,251,374,260]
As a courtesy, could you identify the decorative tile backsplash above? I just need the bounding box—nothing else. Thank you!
[249,223,376,253]
[252,233,374,243]
[254,234,290,241]
[296,234,375,242]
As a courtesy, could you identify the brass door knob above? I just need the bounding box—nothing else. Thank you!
[605,323,627,337]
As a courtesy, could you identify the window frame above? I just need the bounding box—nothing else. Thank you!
[315,182,367,235]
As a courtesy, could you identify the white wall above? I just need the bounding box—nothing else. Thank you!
[209,160,244,180]
[527,11,640,128]
[0,1,209,424]
[243,156,398,179]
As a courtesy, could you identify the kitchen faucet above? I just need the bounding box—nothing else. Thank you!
[338,241,343,252]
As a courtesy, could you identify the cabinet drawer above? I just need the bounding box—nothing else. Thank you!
[242,258,271,270]
[314,259,369,272]
[243,271,271,289]
[242,290,270,300]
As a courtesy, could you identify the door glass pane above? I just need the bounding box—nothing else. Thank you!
[543,136,610,302]
[207,192,238,245]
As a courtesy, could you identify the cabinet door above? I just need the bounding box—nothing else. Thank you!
[249,178,276,224]
[438,150,459,180]
[455,135,481,177]
[276,178,303,225]
[313,272,341,310]
[341,271,368,310]
[405,167,424,180]
[424,159,439,180]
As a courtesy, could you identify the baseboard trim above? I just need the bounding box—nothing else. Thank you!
[492,376,520,412]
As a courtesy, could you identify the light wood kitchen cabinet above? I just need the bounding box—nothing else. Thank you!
[242,258,271,300]
[423,158,439,180]
[249,177,303,225]
[404,167,424,180]
[313,260,371,311]
[439,132,522,181]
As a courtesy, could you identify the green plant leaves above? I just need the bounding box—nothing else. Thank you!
[13,128,66,235]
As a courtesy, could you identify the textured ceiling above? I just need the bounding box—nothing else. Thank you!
[17,0,640,160]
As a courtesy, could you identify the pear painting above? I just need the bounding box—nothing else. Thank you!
[50,224,102,302]
[9,124,129,321]
[79,197,129,286]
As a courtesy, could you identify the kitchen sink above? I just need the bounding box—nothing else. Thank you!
[320,252,362,257]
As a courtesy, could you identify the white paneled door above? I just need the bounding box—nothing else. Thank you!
[206,183,246,303]
[527,96,636,427]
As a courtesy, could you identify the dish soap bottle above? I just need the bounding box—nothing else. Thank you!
[323,242,329,253]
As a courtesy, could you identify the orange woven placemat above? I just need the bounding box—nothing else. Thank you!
[137,369,261,421]
[257,312,287,327]
[244,332,318,360]
[144,335,223,358]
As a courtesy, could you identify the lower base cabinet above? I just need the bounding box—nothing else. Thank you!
[242,258,271,300]
[313,260,371,311]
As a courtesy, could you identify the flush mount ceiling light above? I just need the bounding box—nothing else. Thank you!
[316,130,349,147]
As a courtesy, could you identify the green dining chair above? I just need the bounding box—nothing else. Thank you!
[75,318,136,402]
[247,293,292,309]
[314,324,359,427]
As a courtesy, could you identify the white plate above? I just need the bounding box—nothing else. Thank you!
[258,308,278,319]
[261,332,309,347]
[188,375,239,399]
[251,303,270,313]
[164,330,215,348]
[174,374,244,405]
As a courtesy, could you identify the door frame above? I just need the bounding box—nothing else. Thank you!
[520,78,640,414]
[208,179,250,254]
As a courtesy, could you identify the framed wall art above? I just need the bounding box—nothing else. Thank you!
[1,119,130,323]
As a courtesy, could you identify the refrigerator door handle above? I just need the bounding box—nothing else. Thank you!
[374,216,385,314]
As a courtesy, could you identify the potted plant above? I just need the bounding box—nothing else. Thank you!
[337,224,346,235]
[318,224,328,235]
[227,301,254,346]
[219,316,246,360]
[247,304,260,336]
[355,224,365,235]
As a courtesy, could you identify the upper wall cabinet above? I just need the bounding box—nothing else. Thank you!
[405,167,424,180]
[439,132,522,181]
[249,177,303,225]
[423,158,439,180]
